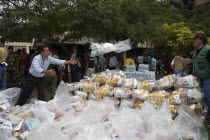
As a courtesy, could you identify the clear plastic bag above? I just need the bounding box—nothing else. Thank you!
[27,122,68,140]
[117,78,137,89]
[0,88,21,106]
[93,85,113,99]
[132,89,150,100]
[173,105,208,140]
[113,88,132,98]
[174,75,200,89]
[156,75,175,89]
[137,81,156,91]
[90,39,131,57]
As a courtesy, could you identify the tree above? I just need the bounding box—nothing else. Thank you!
[0,0,184,52]
[151,22,200,73]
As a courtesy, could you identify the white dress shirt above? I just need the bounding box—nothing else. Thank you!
[109,56,118,67]
[29,54,65,77]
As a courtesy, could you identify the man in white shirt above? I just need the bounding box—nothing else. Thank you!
[109,53,118,70]
[16,45,77,106]
[149,53,156,71]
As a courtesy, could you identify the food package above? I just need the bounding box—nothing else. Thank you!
[145,91,169,105]
[132,89,150,100]
[93,85,113,99]
[134,100,144,109]
[120,99,134,108]
[174,75,199,89]
[67,82,84,92]
[137,81,156,91]
[156,75,175,89]
[93,74,107,85]
[105,75,121,87]
[83,82,99,93]
[117,78,137,89]
[187,88,203,102]
[112,88,132,99]
[75,91,87,100]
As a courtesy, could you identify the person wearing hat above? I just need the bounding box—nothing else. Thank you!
[171,52,185,77]
[6,46,18,88]
[0,40,8,90]
[15,45,78,106]
[192,33,210,123]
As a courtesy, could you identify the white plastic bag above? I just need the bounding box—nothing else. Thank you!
[173,105,208,140]
[0,88,20,106]
[174,75,200,89]
[27,122,68,140]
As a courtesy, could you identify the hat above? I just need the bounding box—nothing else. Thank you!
[149,53,155,57]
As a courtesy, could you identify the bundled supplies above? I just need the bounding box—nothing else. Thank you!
[93,85,113,99]
[174,75,200,89]
[117,78,138,89]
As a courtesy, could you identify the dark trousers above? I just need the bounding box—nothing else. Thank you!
[201,78,210,121]
[16,73,46,106]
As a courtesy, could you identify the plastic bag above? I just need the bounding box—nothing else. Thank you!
[83,82,99,93]
[132,89,150,100]
[90,39,131,57]
[174,75,200,89]
[0,88,20,106]
[67,82,83,92]
[187,88,203,102]
[75,91,87,100]
[93,85,113,99]
[156,75,175,89]
[173,105,208,140]
[117,78,137,89]
[113,88,132,98]
[27,122,68,140]
[137,81,156,91]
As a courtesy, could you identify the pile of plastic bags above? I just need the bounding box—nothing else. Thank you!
[0,70,208,140]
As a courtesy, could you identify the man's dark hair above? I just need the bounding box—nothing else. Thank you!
[193,33,208,45]
[38,45,49,54]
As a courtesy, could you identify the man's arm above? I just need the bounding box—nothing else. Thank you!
[50,57,77,65]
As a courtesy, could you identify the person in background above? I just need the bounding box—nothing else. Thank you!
[94,56,99,73]
[156,57,162,75]
[171,52,185,77]
[80,55,86,79]
[143,54,148,64]
[109,53,118,70]
[191,33,210,124]
[98,55,106,72]
[15,49,26,87]
[22,48,31,76]
[6,46,17,88]
[0,40,7,90]
[149,53,156,71]
[15,45,77,106]
[86,52,95,77]
[123,55,135,68]
[68,54,81,83]
[136,56,143,71]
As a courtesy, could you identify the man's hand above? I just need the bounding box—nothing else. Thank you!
[64,60,78,65]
